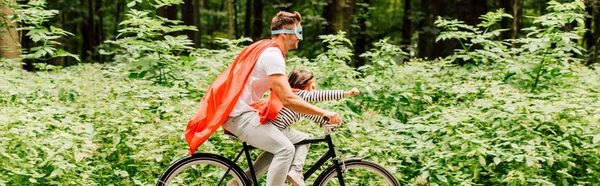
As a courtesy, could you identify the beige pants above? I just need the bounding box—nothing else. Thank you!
[243,127,310,179]
[223,111,306,186]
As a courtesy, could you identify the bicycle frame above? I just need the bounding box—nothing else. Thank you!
[217,134,346,186]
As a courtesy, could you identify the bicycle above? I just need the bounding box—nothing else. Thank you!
[157,124,400,186]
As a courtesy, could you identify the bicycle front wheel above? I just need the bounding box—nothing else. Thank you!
[313,158,400,186]
[157,153,252,186]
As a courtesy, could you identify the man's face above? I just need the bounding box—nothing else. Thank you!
[287,22,302,50]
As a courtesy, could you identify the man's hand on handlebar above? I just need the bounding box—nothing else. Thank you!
[322,110,342,124]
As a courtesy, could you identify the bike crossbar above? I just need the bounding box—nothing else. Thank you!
[243,137,328,151]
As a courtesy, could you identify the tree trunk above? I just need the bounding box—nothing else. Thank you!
[499,0,512,40]
[203,0,211,39]
[322,2,331,34]
[323,0,346,34]
[0,0,21,59]
[430,0,451,59]
[245,0,252,38]
[417,0,433,59]
[401,0,412,47]
[158,5,178,20]
[585,3,594,50]
[168,6,178,20]
[593,1,600,65]
[182,0,197,44]
[194,0,201,47]
[346,0,356,36]
[252,0,263,40]
[457,0,487,26]
[227,0,234,39]
[113,0,124,36]
[95,0,103,63]
[335,0,346,32]
[512,0,519,48]
[193,0,202,48]
[234,0,239,38]
[354,0,370,68]
[81,0,94,61]
[538,0,547,15]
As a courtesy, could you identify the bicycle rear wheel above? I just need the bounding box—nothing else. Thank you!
[313,158,400,186]
[157,153,252,186]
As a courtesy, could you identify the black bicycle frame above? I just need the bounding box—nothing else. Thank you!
[217,134,346,186]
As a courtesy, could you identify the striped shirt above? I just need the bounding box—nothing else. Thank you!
[270,90,345,130]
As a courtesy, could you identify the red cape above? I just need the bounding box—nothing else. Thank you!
[185,40,284,154]
[250,88,301,124]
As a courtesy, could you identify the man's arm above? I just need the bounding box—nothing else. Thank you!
[268,74,342,124]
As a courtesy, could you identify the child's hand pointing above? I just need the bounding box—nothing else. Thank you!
[344,88,360,97]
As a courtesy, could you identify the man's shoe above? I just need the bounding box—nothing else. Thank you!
[286,170,306,186]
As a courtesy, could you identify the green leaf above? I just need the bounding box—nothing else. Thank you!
[526,156,535,167]
[127,1,137,7]
[129,73,140,78]
[423,95,433,103]
[561,141,572,150]
[31,34,42,42]
[593,134,600,144]
[479,155,487,167]
[139,71,148,78]
[436,174,448,183]
[527,44,538,53]
[493,157,501,165]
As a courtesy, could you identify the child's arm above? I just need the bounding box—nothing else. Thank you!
[301,88,360,102]
[301,113,329,127]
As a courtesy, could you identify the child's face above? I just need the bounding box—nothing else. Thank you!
[304,79,316,92]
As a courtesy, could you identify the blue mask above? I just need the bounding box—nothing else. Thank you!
[271,26,303,40]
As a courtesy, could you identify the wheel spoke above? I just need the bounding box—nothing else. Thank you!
[315,160,400,186]
[157,154,250,186]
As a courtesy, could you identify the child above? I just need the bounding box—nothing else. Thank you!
[228,69,359,186]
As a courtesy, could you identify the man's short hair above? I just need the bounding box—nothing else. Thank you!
[271,11,302,31]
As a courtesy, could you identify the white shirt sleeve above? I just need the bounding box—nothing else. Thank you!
[258,47,286,76]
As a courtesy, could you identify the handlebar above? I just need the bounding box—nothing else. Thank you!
[321,116,341,135]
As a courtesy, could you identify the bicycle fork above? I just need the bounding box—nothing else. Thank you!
[326,135,346,186]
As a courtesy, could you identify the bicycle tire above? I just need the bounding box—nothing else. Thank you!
[313,158,400,186]
[157,153,252,186]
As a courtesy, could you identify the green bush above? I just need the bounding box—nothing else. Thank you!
[103,0,197,87]
[14,0,79,65]
[1,1,599,185]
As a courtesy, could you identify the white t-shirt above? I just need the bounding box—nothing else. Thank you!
[229,47,286,117]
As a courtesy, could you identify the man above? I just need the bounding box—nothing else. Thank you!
[185,11,341,186]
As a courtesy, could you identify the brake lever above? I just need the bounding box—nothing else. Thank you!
[322,117,340,135]
[322,116,360,141]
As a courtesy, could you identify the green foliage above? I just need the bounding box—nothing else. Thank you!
[436,0,587,93]
[14,0,79,62]
[435,8,513,64]
[104,0,197,86]
[511,0,586,92]
[357,38,414,121]
[1,11,600,186]
[312,31,359,89]
[0,6,600,185]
